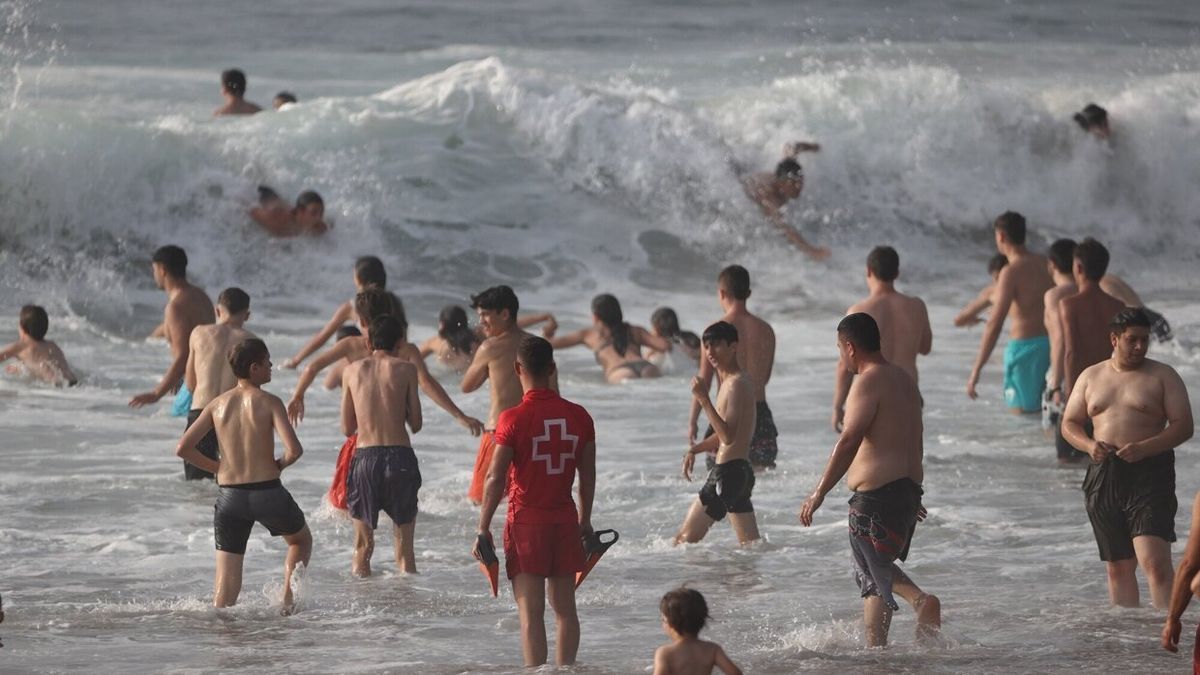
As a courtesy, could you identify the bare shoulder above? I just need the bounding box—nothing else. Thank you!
[1145,358,1182,380]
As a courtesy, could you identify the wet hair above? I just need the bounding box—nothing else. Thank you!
[650,307,701,351]
[217,287,250,315]
[355,288,406,327]
[19,305,48,341]
[987,253,1009,276]
[439,305,478,356]
[701,320,738,345]
[660,587,710,637]
[1073,237,1110,281]
[470,285,520,320]
[335,324,361,341]
[591,294,632,356]
[228,338,269,379]
[368,315,405,351]
[517,335,555,378]
[837,312,881,353]
[775,158,803,180]
[152,245,188,279]
[274,91,297,105]
[717,265,751,301]
[221,69,247,98]
[993,211,1027,245]
[867,246,900,282]
[257,185,282,204]
[1109,307,1152,335]
[354,256,387,289]
[1074,103,1108,131]
[1048,238,1077,275]
[295,191,323,210]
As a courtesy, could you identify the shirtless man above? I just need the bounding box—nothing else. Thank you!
[130,245,215,409]
[0,305,77,386]
[287,289,481,436]
[180,288,254,480]
[1062,238,1126,400]
[675,321,760,546]
[250,187,328,237]
[213,69,262,117]
[462,285,553,503]
[176,338,312,614]
[1042,239,1084,460]
[474,336,595,668]
[286,256,390,369]
[741,142,830,260]
[341,314,423,576]
[688,266,778,471]
[800,313,940,647]
[1062,308,1193,608]
[832,246,931,432]
[966,212,1053,413]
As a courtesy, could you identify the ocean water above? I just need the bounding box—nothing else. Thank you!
[2,1,1200,672]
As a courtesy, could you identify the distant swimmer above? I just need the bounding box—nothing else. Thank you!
[543,294,673,383]
[832,246,931,432]
[322,325,361,389]
[181,288,255,480]
[285,256,393,369]
[462,286,552,504]
[800,313,941,647]
[653,587,743,675]
[0,305,77,386]
[675,321,760,547]
[1074,103,1110,141]
[966,212,1053,413]
[689,266,778,471]
[1063,308,1194,608]
[250,186,328,237]
[741,141,830,260]
[473,336,596,667]
[952,254,1007,327]
[273,91,297,110]
[176,338,312,614]
[130,245,215,409]
[1043,239,1084,461]
[341,315,423,576]
[1162,492,1200,658]
[419,305,480,374]
[646,307,701,369]
[213,68,262,117]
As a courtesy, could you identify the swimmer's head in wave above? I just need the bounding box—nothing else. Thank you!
[1074,103,1110,140]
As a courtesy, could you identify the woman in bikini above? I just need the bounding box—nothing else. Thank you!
[545,294,673,383]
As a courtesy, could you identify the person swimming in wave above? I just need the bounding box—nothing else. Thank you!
[0,305,78,387]
[1074,103,1110,141]
[250,186,328,237]
[214,68,262,117]
[645,307,701,369]
[541,294,673,383]
[740,141,830,260]
[419,305,559,375]
[273,91,297,110]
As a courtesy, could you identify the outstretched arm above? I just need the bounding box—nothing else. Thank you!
[410,352,476,433]
[547,328,589,351]
[288,341,352,425]
[954,284,994,327]
[967,269,1015,399]
[287,301,352,368]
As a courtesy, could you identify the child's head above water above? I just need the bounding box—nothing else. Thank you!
[660,587,710,638]
[19,305,49,342]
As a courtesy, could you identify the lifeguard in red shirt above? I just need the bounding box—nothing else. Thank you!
[475,336,597,668]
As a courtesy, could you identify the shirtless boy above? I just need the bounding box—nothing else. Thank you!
[130,245,215,409]
[0,305,77,386]
[653,587,742,675]
[250,187,328,237]
[214,69,262,117]
[801,313,940,647]
[953,254,1007,327]
[1063,308,1193,608]
[689,266,778,471]
[180,288,255,480]
[741,142,830,259]
[176,338,311,613]
[341,314,423,576]
[675,321,760,546]
[966,212,1053,413]
[474,336,595,667]
[286,256,392,369]
[832,246,931,432]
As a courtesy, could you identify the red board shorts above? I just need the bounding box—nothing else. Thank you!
[327,434,358,511]
[503,521,585,580]
[468,431,496,503]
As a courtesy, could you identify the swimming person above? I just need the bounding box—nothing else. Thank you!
[0,305,77,386]
[966,212,1053,413]
[341,314,423,576]
[653,587,743,675]
[741,142,830,259]
[273,91,297,110]
[544,294,672,383]
[474,336,596,667]
[675,321,760,547]
[800,313,941,647]
[182,287,254,480]
[250,187,328,237]
[1074,103,1110,141]
[176,338,312,614]
[1063,308,1193,608]
[646,307,701,369]
[953,254,1007,327]
[213,68,262,117]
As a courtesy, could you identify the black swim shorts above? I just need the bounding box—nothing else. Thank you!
[184,409,220,481]
[699,459,755,521]
[848,477,923,611]
[347,446,422,529]
[214,479,307,555]
[1083,452,1177,561]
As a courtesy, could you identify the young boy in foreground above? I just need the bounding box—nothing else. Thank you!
[653,587,742,675]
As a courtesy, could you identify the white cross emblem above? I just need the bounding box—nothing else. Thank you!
[531,418,578,475]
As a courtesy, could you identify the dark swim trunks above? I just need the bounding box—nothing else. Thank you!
[704,400,779,470]
[184,409,220,481]
[1082,451,1177,561]
[848,477,923,611]
[347,446,422,529]
[214,479,307,555]
[699,459,755,521]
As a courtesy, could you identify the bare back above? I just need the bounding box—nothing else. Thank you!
[848,292,930,385]
[190,323,254,408]
[654,638,729,675]
[210,387,287,485]
[1062,289,1126,387]
[12,339,76,386]
[721,310,775,402]
[342,353,421,448]
[166,285,216,352]
[844,362,924,491]
[998,252,1053,339]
